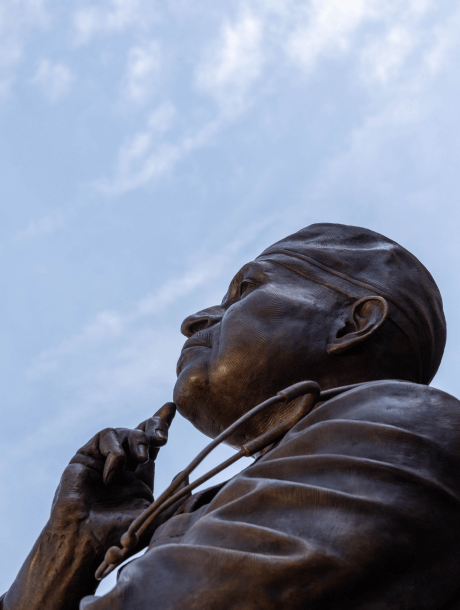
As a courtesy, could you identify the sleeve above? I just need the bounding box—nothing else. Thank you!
[80,387,460,610]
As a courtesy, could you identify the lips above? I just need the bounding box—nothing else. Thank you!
[176,331,213,376]
[181,330,213,352]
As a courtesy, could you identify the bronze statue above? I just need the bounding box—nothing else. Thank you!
[3,223,459,610]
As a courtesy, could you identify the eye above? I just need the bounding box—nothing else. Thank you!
[239,280,255,297]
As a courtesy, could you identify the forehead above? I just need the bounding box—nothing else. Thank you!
[220,259,349,311]
[221,260,313,306]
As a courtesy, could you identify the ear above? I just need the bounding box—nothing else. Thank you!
[327,296,389,356]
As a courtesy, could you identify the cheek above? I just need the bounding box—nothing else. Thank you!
[214,304,271,368]
[212,292,315,380]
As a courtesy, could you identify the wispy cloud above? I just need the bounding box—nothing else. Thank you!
[285,0,379,70]
[0,0,49,99]
[95,104,219,195]
[301,10,460,222]
[195,10,264,117]
[72,0,157,46]
[94,0,447,198]
[359,24,416,85]
[28,219,274,383]
[30,59,74,102]
[30,266,213,377]
[122,41,161,104]
[97,10,265,195]
[284,0,437,90]
[23,220,277,465]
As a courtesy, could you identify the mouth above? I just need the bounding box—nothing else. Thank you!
[176,331,213,375]
[181,330,213,351]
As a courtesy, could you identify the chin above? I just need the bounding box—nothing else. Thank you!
[174,364,212,428]
[175,370,236,442]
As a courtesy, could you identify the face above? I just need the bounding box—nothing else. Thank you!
[173,260,345,448]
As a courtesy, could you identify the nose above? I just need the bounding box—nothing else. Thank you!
[180,306,223,337]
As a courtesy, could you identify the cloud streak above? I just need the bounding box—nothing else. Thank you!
[28,220,272,381]
[195,10,264,117]
[95,107,219,195]
[0,0,49,99]
[122,41,161,104]
[92,0,454,197]
[72,0,157,46]
[96,10,266,195]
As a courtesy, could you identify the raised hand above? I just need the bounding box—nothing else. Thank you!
[54,402,177,552]
[3,403,176,610]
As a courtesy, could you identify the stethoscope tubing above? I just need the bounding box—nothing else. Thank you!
[96,380,363,580]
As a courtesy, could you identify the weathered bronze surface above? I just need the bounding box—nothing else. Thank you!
[3,223,459,610]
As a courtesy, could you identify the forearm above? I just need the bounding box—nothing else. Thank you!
[3,521,101,610]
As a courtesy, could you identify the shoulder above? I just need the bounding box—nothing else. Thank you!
[287,380,460,451]
[256,380,460,496]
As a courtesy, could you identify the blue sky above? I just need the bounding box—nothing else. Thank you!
[2,0,460,596]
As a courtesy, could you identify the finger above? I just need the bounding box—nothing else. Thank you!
[77,433,101,460]
[135,456,155,491]
[99,429,126,485]
[73,428,130,475]
[69,452,103,474]
[140,402,176,447]
[153,401,177,426]
[128,429,149,463]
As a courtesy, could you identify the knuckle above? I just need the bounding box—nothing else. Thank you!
[132,429,148,443]
[78,434,98,453]
[58,464,89,493]
[111,448,126,460]
[64,462,87,478]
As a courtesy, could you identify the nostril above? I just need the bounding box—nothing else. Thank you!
[188,319,209,336]
[181,307,223,337]
[181,315,210,337]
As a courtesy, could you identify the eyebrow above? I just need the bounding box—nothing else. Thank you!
[221,262,266,307]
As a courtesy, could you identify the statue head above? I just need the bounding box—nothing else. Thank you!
[173,223,446,448]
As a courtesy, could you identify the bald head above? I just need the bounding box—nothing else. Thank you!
[173,223,446,448]
[257,223,446,384]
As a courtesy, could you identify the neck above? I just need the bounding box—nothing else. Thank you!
[315,361,410,392]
